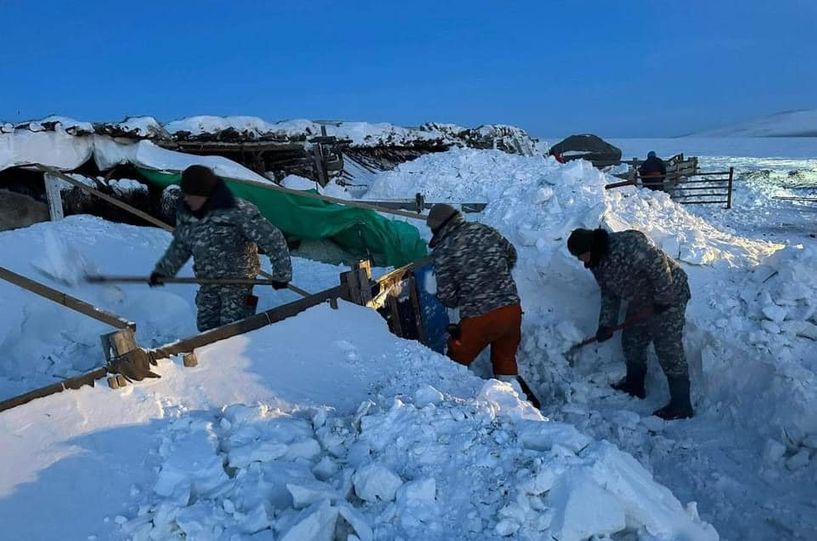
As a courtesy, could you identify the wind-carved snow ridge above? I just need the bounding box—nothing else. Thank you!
[122,381,716,541]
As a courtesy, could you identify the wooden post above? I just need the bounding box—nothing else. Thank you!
[408,275,426,343]
[101,328,137,363]
[101,328,138,388]
[43,173,64,221]
[387,295,403,337]
[726,167,734,210]
[340,260,373,306]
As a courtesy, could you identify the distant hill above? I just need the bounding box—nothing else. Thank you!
[694,109,817,137]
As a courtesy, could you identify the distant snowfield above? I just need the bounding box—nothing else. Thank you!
[1,140,817,540]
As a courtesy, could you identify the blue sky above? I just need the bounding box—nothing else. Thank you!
[1,0,815,137]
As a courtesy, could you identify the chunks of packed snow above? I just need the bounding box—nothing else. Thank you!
[352,464,403,502]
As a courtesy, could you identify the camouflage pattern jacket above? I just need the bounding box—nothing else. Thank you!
[590,229,690,328]
[430,214,520,318]
[154,183,292,282]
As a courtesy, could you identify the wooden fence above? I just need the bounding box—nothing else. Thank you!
[607,167,735,210]
[669,168,735,209]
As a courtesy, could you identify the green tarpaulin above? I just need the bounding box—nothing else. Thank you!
[137,168,427,267]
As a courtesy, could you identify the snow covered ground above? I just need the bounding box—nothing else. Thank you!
[0,223,715,540]
[1,139,817,540]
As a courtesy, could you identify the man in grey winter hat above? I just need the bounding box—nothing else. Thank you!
[427,204,541,408]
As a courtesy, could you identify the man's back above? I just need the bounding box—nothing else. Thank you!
[432,217,519,318]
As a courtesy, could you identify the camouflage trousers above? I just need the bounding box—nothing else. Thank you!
[196,285,257,332]
[621,296,690,379]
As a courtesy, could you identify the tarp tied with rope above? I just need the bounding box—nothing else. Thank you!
[137,168,428,267]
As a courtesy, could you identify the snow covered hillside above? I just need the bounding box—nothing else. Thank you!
[2,144,817,540]
[693,109,817,138]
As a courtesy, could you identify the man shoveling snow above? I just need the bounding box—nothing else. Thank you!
[426,203,541,408]
[567,227,694,420]
[151,165,293,331]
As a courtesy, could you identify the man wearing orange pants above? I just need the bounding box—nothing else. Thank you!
[427,204,540,408]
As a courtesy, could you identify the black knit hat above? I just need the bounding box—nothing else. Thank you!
[567,228,596,256]
[180,165,220,196]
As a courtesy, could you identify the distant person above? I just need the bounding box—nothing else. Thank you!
[639,151,667,191]
[151,165,292,331]
[549,149,566,164]
[426,203,540,408]
[567,227,694,420]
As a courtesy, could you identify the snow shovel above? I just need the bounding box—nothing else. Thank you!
[565,308,654,365]
[85,275,312,297]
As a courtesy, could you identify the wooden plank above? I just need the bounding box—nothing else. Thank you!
[0,368,108,413]
[165,141,306,152]
[365,201,488,214]
[676,178,730,185]
[387,295,403,336]
[690,171,733,177]
[87,275,280,286]
[152,284,347,357]
[773,196,817,202]
[43,173,64,220]
[677,200,729,205]
[605,179,636,190]
[0,266,134,330]
[672,186,730,192]
[726,167,734,210]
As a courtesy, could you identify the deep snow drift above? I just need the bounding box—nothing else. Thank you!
[356,147,817,539]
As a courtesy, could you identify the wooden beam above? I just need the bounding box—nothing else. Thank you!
[0,266,134,330]
[364,200,488,214]
[0,368,108,413]
[151,284,347,358]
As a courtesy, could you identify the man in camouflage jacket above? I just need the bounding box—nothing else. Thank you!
[427,204,540,408]
[152,165,292,332]
[568,227,693,420]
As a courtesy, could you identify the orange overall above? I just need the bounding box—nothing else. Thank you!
[447,304,522,376]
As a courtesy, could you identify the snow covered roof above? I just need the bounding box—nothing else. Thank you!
[0,129,271,183]
[1,114,543,154]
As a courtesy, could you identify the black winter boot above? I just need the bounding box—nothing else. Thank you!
[610,365,646,399]
[653,376,694,420]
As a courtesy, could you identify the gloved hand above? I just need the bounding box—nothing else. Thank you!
[148,272,165,287]
[447,323,461,340]
[653,303,671,314]
[595,326,614,343]
[272,280,289,290]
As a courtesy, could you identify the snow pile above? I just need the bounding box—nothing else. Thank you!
[13,115,95,136]
[165,115,296,141]
[356,147,817,536]
[697,244,817,457]
[122,381,715,540]
[605,187,780,266]
[95,116,168,139]
[365,148,777,265]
